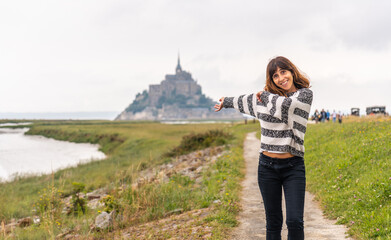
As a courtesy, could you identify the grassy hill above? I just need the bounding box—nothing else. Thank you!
[0,120,259,239]
[305,117,391,239]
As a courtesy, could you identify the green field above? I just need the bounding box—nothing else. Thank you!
[1,118,390,239]
[305,118,391,239]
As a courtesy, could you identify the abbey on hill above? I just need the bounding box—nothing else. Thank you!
[115,56,241,120]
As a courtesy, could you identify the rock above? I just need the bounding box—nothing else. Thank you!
[56,229,74,239]
[157,171,170,183]
[166,163,174,169]
[87,194,102,200]
[195,166,203,173]
[95,211,113,230]
[188,166,197,171]
[213,200,221,204]
[33,216,40,224]
[87,188,107,196]
[63,196,72,206]
[195,177,203,184]
[17,217,32,227]
[62,206,72,215]
[0,222,17,234]
[87,198,104,209]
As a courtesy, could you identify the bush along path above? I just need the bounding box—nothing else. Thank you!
[231,132,351,240]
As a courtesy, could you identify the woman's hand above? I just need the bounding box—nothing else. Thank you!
[256,91,263,102]
[214,97,225,112]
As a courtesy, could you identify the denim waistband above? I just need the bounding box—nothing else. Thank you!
[260,152,304,164]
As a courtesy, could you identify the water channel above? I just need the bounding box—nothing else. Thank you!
[0,124,106,182]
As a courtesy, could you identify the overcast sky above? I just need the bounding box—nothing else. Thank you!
[1,0,390,116]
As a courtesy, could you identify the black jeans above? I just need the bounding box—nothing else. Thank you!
[258,153,306,240]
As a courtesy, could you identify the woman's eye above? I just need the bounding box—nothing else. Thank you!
[281,70,286,74]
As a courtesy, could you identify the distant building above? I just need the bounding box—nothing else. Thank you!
[115,56,242,121]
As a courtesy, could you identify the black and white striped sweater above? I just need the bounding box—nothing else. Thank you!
[223,88,313,157]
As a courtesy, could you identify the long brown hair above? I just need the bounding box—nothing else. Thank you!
[265,56,310,97]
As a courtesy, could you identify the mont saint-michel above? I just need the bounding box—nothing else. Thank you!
[115,57,241,121]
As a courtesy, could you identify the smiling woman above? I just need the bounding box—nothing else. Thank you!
[214,56,313,240]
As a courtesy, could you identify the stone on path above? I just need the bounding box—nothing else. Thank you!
[231,132,351,240]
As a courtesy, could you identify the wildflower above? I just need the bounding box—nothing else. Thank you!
[377,228,380,231]
[351,221,355,224]
[358,199,361,201]
[226,193,229,195]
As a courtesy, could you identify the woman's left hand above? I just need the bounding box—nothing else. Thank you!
[214,97,225,112]
[256,91,263,102]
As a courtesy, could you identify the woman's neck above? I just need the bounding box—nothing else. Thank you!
[286,85,298,93]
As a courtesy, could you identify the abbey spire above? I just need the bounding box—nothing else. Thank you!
[176,53,182,73]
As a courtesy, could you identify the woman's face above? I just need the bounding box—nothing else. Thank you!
[272,67,296,93]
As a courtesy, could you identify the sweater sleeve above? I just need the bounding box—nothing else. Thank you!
[222,93,258,118]
[222,88,313,122]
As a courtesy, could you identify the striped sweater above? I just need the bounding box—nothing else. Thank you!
[223,88,313,157]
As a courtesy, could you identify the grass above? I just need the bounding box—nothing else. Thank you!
[2,116,390,239]
[0,121,230,220]
[0,120,258,239]
[305,116,391,239]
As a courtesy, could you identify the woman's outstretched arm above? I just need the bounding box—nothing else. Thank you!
[214,94,259,118]
[215,88,312,123]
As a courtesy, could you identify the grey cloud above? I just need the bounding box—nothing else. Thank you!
[330,1,391,50]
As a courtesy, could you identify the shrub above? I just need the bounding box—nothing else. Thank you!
[164,129,233,157]
[70,182,87,216]
[101,195,122,213]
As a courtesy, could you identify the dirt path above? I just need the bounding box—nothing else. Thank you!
[231,132,351,240]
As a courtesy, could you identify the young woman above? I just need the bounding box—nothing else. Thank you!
[214,56,313,240]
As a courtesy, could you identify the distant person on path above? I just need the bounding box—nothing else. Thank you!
[313,109,320,123]
[214,56,313,240]
[332,110,337,123]
[320,109,326,122]
[338,111,343,124]
[326,110,330,122]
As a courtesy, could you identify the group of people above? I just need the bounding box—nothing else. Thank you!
[313,109,343,123]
